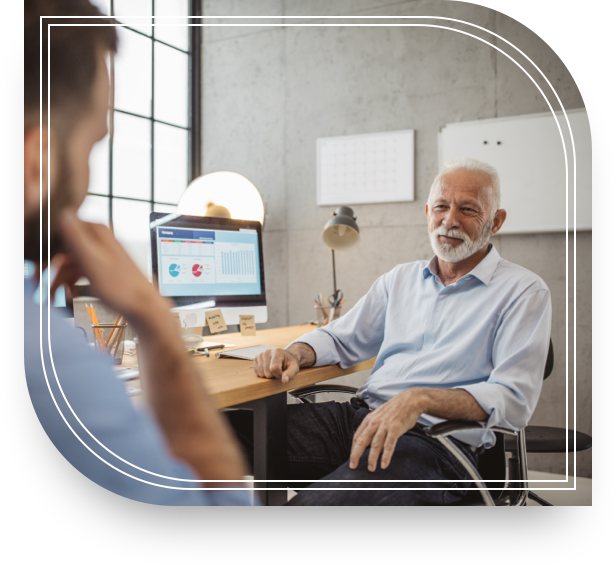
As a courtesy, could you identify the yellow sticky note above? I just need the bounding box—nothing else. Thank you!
[239,315,256,336]
[205,309,227,334]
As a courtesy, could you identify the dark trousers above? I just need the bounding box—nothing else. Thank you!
[225,398,479,506]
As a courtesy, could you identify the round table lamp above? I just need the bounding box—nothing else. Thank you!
[321,206,360,308]
[177,171,265,224]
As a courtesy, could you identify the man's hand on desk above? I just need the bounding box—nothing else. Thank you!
[349,388,488,473]
[253,343,316,384]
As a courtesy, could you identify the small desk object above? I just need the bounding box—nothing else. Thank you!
[124,324,375,505]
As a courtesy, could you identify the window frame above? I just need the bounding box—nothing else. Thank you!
[91,0,201,226]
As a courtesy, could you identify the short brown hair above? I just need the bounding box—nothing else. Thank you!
[24,0,118,130]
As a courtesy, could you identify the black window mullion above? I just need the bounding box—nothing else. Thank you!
[153,37,189,54]
[114,108,188,130]
[106,0,194,224]
[114,22,189,54]
[189,0,202,182]
[89,194,155,205]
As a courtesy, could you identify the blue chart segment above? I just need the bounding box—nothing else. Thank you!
[221,250,255,276]
[169,263,181,278]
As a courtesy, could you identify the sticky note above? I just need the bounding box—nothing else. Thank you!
[205,309,227,334]
[239,315,256,336]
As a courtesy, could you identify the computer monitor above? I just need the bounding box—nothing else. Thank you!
[149,212,267,325]
[24,260,73,318]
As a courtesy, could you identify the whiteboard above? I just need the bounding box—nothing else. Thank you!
[317,129,415,206]
[438,109,591,234]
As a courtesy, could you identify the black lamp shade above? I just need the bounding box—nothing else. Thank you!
[322,206,360,251]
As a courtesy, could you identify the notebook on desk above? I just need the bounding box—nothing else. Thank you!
[215,344,276,360]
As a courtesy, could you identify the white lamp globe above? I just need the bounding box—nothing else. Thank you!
[177,171,265,224]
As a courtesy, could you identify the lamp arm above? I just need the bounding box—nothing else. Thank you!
[331,249,338,298]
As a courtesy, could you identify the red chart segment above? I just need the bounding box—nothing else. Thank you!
[192,264,203,277]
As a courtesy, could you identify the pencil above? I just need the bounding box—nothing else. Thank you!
[107,316,125,352]
[105,314,122,347]
[90,304,105,352]
[85,304,101,350]
[332,298,346,320]
[112,326,125,358]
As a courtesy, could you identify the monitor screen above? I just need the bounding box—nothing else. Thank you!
[150,213,266,311]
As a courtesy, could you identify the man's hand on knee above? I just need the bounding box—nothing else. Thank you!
[253,347,300,384]
[349,390,423,472]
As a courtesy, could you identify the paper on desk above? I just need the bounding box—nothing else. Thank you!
[239,315,256,336]
[198,339,236,348]
[205,309,227,333]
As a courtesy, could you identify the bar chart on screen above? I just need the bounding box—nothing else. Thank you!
[215,243,257,284]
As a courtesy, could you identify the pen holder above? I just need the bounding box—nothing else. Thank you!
[314,304,342,327]
[92,323,128,365]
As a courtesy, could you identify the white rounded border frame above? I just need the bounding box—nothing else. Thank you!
[39,13,577,491]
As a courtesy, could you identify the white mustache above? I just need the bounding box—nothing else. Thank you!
[432,225,470,243]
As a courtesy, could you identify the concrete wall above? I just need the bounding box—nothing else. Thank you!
[201,0,592,477]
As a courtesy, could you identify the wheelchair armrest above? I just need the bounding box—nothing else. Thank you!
[423,420,518,438]
[288,384,358,399]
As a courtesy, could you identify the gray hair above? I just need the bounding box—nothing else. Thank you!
[427,158,501,216]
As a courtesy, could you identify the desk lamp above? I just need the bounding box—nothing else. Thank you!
[177,171,265,223]
[321,206,360,307]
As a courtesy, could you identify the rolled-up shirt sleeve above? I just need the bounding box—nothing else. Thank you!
[455,288,552,431]
[289,269,394,368]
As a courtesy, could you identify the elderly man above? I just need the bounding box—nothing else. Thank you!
[232,157,551,505]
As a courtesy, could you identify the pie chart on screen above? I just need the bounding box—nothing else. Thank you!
[192,264,203,277]
[169,264,181,278]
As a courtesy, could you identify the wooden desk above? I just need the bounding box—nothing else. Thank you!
[124,324,375,505]
[125,324,373,406]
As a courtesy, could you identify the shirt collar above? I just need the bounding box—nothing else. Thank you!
[423,244,501,286]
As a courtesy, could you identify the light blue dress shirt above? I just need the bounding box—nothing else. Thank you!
[24,277,253,505]
[294,246,552,448]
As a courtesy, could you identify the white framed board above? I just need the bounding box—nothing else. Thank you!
[317,129,415,206]
[438,108,591,234]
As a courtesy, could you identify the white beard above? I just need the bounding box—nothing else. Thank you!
[428,220,493,263]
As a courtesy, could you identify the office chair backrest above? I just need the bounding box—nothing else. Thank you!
[543,339,554,380]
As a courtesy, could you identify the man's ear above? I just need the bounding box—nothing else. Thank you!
[491,209,507,236]
[24,127,47,216]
